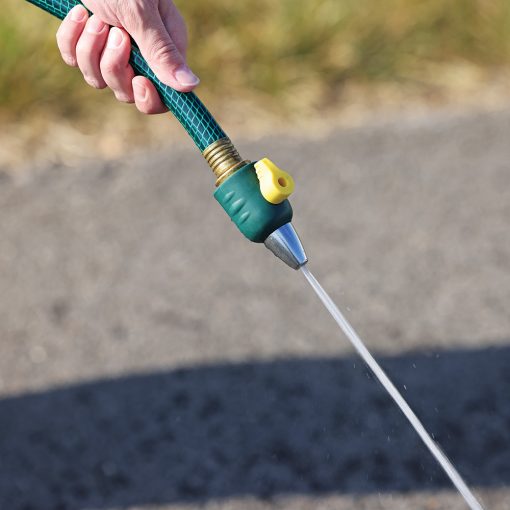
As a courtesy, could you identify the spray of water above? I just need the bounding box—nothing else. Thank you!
[300,264,484,510]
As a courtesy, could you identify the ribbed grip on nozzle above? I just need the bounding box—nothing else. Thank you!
[214,163,293,243]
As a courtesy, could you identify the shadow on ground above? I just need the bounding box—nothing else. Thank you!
[1,346,509,510]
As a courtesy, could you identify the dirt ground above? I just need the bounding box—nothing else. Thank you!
[1,108,509,509]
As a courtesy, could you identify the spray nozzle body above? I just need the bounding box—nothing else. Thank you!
[214,161,293,243]
[211,152,307,269]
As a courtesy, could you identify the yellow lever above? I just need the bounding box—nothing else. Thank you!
[254,158,295,204]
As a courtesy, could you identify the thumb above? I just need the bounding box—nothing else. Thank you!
[130,13,199,92]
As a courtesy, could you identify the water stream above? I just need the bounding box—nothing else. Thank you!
[300,264,484,510]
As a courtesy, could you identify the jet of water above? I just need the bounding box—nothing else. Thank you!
[301,264,484,510]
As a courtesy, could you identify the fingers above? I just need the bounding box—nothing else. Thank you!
[132,76,168,114]
[100,28,135,103]
[101,30,167,114]
[56,0,187,114]
[129,10,199,92]
[75,15,109,89]
[56,5,89,67]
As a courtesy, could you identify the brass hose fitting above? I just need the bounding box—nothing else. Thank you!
[203,138,250,186]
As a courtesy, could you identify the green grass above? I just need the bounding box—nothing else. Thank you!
[2,0,510,123]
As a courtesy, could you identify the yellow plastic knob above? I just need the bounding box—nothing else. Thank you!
[254,158,295,204]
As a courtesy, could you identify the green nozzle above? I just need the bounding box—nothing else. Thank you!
[214,163,293,243]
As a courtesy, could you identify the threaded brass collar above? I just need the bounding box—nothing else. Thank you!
[203,138,250,186]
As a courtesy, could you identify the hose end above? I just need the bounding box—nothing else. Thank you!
[203,138,250,186]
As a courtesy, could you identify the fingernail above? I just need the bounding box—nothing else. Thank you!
[133,81,147,101]
[107,27,123,49]
[174,66,200,87]
[87,15,106,34]
[70,5,87,22]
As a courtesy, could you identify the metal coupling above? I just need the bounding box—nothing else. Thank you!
[203,137,250,186]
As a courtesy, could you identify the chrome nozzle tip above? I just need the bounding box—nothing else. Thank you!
[264,223,308,270]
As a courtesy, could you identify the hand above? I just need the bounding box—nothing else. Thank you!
[56,0,199,114]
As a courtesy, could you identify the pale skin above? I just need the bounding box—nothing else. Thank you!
[56,0,199,114]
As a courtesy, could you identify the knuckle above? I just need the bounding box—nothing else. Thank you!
[115,93,134,104]
[122,0,153,31]
[135,100,156,114]
[147,39,180,67]
[130,0,147,21]
[84,76,106,89]
[62,54,78,67]
[136,104,149,114]
[100,57,122,76]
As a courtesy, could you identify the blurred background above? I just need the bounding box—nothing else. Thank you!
[2,0,510,170]
[1,1,510,510]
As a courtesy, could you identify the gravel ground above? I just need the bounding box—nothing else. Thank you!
[0,108,509,509]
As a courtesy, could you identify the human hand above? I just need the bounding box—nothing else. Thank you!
[56,0,199,114]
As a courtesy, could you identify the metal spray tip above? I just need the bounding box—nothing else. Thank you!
[264,222,308,269]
